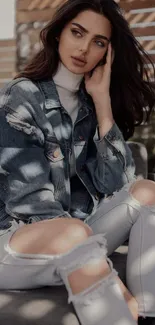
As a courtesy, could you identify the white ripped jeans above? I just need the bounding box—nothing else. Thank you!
[85,182,155,317]
[0,181,155,324]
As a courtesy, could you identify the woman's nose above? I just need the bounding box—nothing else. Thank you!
[79,41,90,54]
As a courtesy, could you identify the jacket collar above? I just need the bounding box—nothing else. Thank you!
[38,79,94,113]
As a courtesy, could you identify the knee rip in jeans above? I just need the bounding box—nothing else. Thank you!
[115,181,155,211]
[55,234,118,305]
[129,180,155,207]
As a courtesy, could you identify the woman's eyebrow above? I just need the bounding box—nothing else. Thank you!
[71,23,109,42]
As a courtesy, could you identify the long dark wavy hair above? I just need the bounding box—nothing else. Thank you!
[15,0,155,140]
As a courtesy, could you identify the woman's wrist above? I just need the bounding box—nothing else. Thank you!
[92,93,114,138]
[92,92,110,105]
[92,93,113,119]
[98,119,114,138]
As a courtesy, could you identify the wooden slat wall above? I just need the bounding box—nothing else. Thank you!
[16,0,155,79]
[17,0,55,11]
[120,0,155,79]
[17,8,55,23]
[0,39,16,88]
[119,0,155,11]
[17,0,154,11]
[16,0,56,22]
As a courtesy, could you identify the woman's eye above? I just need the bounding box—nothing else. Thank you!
[71,29,82,38]
[95,40,105,48]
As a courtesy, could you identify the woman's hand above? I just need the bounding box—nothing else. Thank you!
[84,43,112,100]
[85,43,114,137]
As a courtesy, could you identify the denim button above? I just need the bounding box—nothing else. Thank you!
[53,150,59,158]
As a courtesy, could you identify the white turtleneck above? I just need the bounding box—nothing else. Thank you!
[53,61,84,123]
[53,62,84,177]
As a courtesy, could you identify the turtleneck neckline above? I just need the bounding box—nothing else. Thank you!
[53,61,84,93]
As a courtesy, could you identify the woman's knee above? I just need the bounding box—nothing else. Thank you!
[50,218,93,254]
[9,218,93,256]
[129,179,155,206]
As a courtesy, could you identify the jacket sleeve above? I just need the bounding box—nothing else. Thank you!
[86,123,135,195]
[0,83,71,223]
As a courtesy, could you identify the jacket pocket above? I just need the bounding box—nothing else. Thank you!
[45,139,64,162]
[6,112,45,145]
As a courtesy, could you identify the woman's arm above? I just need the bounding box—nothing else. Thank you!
[85,44,135,194]
[85,43,114,137]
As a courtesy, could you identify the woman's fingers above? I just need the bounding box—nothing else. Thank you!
[112,48,115,64]
[106,43,112,67]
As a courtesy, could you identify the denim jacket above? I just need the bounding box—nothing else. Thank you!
[0,77,135,229]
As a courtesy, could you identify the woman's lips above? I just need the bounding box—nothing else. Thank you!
[71,56,86,66]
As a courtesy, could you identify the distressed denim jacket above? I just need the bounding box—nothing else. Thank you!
[0,77,135,229]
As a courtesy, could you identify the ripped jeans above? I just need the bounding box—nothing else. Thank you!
[0,182,155,323]
[85,182,155,317]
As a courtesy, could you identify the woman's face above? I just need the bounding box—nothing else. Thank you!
[58,10,112,74]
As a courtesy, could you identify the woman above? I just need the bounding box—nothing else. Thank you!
[0,0,155,324]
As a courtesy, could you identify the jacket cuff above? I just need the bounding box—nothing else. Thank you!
[94,123,125,158]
